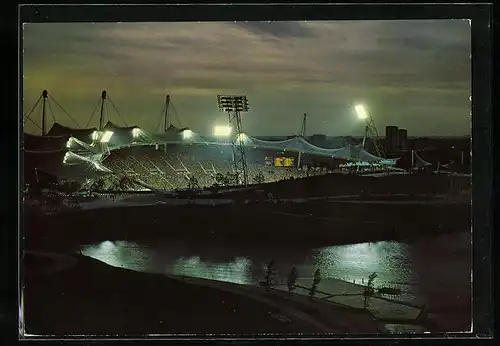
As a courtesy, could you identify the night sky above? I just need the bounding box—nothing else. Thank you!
[22,20,471,137]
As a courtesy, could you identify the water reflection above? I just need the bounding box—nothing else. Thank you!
[312,242,414,285]
[82,240,153,272]
[80,232,470,304]
[172,256,252,285]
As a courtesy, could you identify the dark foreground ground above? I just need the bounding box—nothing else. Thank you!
[23,254,320,336]
[22,253,386,336]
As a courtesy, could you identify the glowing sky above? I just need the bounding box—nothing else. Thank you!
[22,20,471,137]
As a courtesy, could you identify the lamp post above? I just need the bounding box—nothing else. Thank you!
[217,95,250,186]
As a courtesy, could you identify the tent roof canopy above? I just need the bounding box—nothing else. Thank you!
[102,121,138,132]
[46,122,97,138]
[29,124,398,164]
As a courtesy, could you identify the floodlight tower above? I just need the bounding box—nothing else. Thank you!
[41,90,48,136]
[355,104,385,158]
[217,95,250,186]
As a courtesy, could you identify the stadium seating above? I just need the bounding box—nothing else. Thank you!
[99,145,318,190]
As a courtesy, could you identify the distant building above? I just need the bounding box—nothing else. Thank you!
[398,129,408,151]
[385,126,399,153]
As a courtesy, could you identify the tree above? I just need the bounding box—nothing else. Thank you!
[264,260,277,292]
[108,176,122,192]
[253,172,265,184]
[188,175,200,189]
[90,178,105,193]
[224,172,239,185]
[215,172,228,186]
[287,266,299,292]
[309,269,321,298]
[119,176,134,191]
[364,272,377,309]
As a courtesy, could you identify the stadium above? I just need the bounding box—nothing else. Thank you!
[23,91,408,195]
[23,90,471,249]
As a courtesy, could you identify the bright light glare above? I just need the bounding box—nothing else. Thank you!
[100,131,114,143]
[182,129,193,140]
[214,125,232,137]
[355,104,368,120]
[91,131,100,141]
[132,128,141,138]
[66,138,73,148]
[237,133,248,142]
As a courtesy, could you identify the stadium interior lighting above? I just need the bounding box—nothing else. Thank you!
[62,152,70,164]
[355,104,368,120]
[132,128,141,138]
[214,125,232,137]
[91,131,100,141]
[182,129,194,140]
[100,131,114,143]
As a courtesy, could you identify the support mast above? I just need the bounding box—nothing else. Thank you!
[41,90,48,136]
[164,94,171,132]
[297,113,307,168]
[99,90,107,130]
[300,113,307,137]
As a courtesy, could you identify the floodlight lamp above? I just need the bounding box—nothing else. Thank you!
[182,129,193,140]
[237,133,248,143]
[355,104,368,120]
[214,125,232,137]
[132,128,141,138]
[100,131,114,143]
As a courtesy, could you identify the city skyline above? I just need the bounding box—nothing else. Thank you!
[22,20,471,137]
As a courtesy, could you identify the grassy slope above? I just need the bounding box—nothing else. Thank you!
[23,255,322,336]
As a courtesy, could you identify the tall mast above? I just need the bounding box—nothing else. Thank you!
[99,90,107,130]
[41,89,48,136]
[300,113,307,137]
[164,94,170,132]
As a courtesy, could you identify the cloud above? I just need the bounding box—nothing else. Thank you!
[235,21,317,39]
[22,20,471,136]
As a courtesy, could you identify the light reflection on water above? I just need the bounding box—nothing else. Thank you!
[80,232,471,304]
[173,256,252,285]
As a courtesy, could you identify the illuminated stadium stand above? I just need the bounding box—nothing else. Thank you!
[24,122,398,191]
